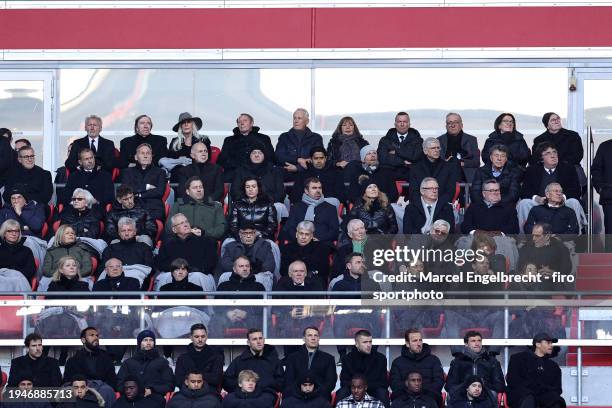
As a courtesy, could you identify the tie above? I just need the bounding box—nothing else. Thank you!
[548,169,554,175]
[427,205,432,215]
[90,140,97,154]
[308,352,314,369]
[399,135,405,143]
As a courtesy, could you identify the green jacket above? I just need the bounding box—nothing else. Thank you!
[42,241,94,277]
[167,197,226,240]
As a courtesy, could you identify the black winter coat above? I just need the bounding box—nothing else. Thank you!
[345,162,399,204]
[120,165,166,220]
[377,128,424,170]
[482,131,531,168]
[391,390,438,408]
[119,133,168,168]
[402,200,455,235]
[101,238,154,273]
[59,207,102,239]
[448,389,496,408]
[446,348,505,395]
[408,157,462,204]
[63,347,117,387]
[218,126,275,182]
[520,162,581,200]
[326,134,369,166]
[215,273,265,332]
[283,201,339,244]
[113,394,165,408]
[63,168,115,207]
[47,275,90,295]
[0,238,36,281]
[471,162,522,206]
[174,344,224,389]
[0,137,14,188]
[461,201,519,235]
[231,162,285,203]
[177,162,224,202]
[524,205,579,235]
[283,346,336,398]
[592,139,612,205]
[155,233,217,274]
[340,348,387,391]
[105,201,157,240]
[281,383,330,407]
[8,355,62,387]
[531,128,583,166]
[222,388,275,408]
[93,273,142,293]
[229,197,277,240]
[342,200,398,235]
[223,344,284,393]
[506,349,565,408]
[166,384,221,408]
[117,349,174,395]
[275,127,323,167]
[4,165,53,205]
[290,163,346,203]
[390,344,444,396]
[65,135,116,173]
[279,240,331,280]
[438,131,480,183]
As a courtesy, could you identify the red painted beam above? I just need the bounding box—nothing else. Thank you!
[2,7,612,49]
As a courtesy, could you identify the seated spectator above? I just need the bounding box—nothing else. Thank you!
[100,217,154,275]
[342,179,398,236]
[275,108,324,181]
[471,233,507,273]
[4,145,53,206]
[336,374,385,408]
[120,143,166,220]
[0,188,45,237]
[336,330,389,407]
[446,331,505,402]
[403,178,455,235]
[390,329,444,405]
[119,114,168,168]
[167,369,221,408]
[105,185,157,246]
[408,137,461,204]
[63,327,117,402]
[0,128,13,189]
[471,144,522,206]
[222,369,276,408]
[377,111,423,181]
[524,183,579,235]
[211,257,265,336]
[532,112,583,168]
[65,115,117,173]
[42,225,93,278]
[438,112,480,183]
[279,220,331,282]
[281,373,331,407]
[218,113,275,183]
[159,258,203,293]
[229,177,277,240]
[327,116,369,172]
[113,375,165,408]
[46,255,89,293]
[62,148,114,207]
[290,146,346,204]
[283,178,339,244]
[60,375,106,408]
[461,179,519,235]
[518,142,583,230]
[93,258,141,292]
[482,113,531,168]
[221,223,275,274]
[117,330,174,398]
[346,145,399,204]
[156,213,217,274]
[177,142,224,202]
[223,329,284,394]
[162,112,210,181]
[167,176,226,241]
[283,327,336,400]
[506,333,565,408]
[332,219,368,278]
[174,323,224,391]
[3,372,54,408]
[448,376,495,408]
[8,333,62,388]
[391,371,438,408]
[0,219,36,281]
[231,142,285,203]
[59,188,102,239]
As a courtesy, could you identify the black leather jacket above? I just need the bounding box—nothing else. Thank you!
[105,201,157,240]
[229,197,277,240]
[342,200,398,235]
[59,207,102,239]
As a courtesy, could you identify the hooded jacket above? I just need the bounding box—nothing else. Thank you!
[446,347,505,395]
[117,349,174,396]
[281,380,331,407]
[223,344,284,394]
[218,126,275,182]
[275,127,324,168]
[167,197,226,240]
[391,389,438,408]
[0,237,36,280]
[390,344,444,396]
[448,379,496,408]
[63,347,117,388]
[229,196,277,241]
[482,131,531,168]
[166,384,222,408]
[174,343,224,389]
[105,200,157,240]
[58,388,105,408]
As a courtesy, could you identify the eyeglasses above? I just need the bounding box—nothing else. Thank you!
[19,155,35,160]
[172,220,189,228]
[422,187,439,191]
[6,229,20,234]
[71,197,86,202]
[484,189,501,193]
[446,121,461,126]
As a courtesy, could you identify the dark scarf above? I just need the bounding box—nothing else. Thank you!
[446,131,464,158]
[499,131,515,145]
[338,134,361,162]
[244,160,270,178]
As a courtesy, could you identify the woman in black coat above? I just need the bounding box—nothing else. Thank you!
[230,143,285,203]
[0,219,36,281]
[46,255,90,294]
[229,177,277,240]
[59,188,102,239]
[327,116,369,169]
[342,180,398,236]
[482,113,531,168]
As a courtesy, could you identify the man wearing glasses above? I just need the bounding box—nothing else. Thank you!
[462,179,519,235]
[403,177,455,235]
[438,112,480,183]
[3,146,52,206]
[220,223,275,275]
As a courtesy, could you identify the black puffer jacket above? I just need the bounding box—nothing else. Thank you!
[116,349,174,396]
[448,386,496,408]
[105,200,157,240]
[482,131,531,168]
[166,384,221,408]
[446,347,505,395]
[229,197,277,240]
[391,389,438,408]
[342,200,398,235]
[59,207,102,239]
[281,381,330,407]
[231,162,285,203]
[390,344,444,396]
[222,388,275,408]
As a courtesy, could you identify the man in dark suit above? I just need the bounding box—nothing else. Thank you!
[438,113,480,183]
[119,114,168,168]
[403,177,455,234]
[4,146,53,205]
[65,115,117,173]
[62,148,115,207]
[462,179,519,235]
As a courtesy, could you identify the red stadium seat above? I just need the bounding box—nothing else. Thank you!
[0,296,24,337]
[90,257,98,276]
[395,180,408,197]
[162,183,171,203]
[224,328,249,338]
[155,219,163,243]
[52,220,61,233]
[421,313,445,338]
[459,328,491,339]
[210,146,221,164]
[40,223,48,238]
[111,167,120,182]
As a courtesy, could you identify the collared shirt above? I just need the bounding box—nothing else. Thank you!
[492,166,504,178]
[336,393,385,408]
[396,132,407,143]
[421,198,437,215]
[544,166,556,175]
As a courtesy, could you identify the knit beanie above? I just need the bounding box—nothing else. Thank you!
[465,375,483,388]
[542,112,556,128]
[358,176,375,197]
[359,145,377,162]
[136,329,156,346]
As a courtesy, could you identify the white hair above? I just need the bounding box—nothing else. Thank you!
[294,108,310,119]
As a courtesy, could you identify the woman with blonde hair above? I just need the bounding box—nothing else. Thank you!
[42,224,93,277]
[47,255,89,292]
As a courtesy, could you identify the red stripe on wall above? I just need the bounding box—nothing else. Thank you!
[1,7,612,49]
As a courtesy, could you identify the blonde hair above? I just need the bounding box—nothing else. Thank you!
[53,225,76,247]
[51,255,81,282]
[362,189,389,211]
[238,369,259,385]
